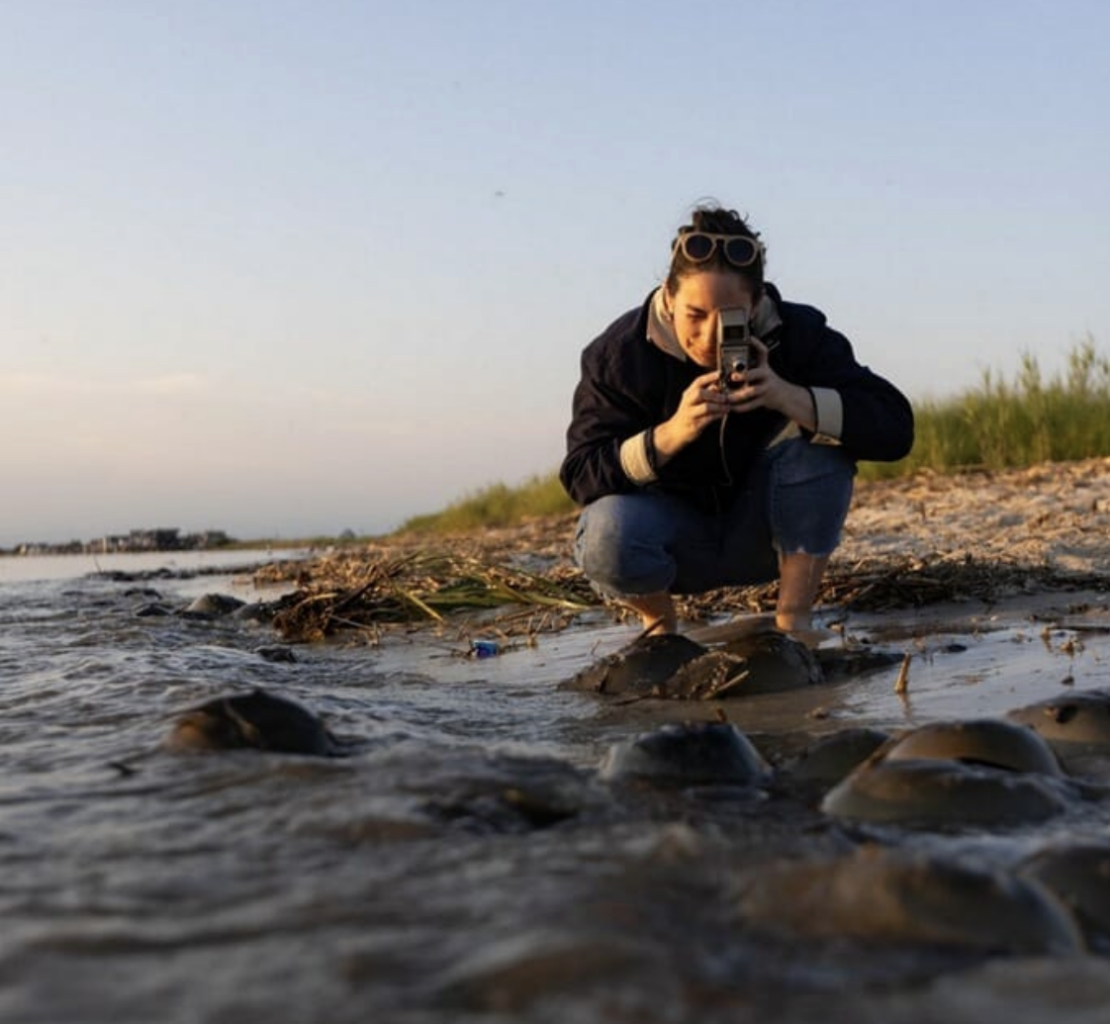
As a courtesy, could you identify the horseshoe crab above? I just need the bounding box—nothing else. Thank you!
[1006,689,1110,771]
[180,593,246,619]
[564,628,821,700]
[785,727,891,786]
[563,633,707,696]
[599,721,770,786]
[820,757,1071,827]
[733,845,1084,954]
[879,718,1063,776]
[166,688,343,756]
[811,644,905,684]
[1018,840,1110,945]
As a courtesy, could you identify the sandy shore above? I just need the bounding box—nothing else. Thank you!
[839,456,1110,572]
[383,456,1110,580]
[279,457,1110,635]
[253,456,1110,723]
[359,457,1110,568]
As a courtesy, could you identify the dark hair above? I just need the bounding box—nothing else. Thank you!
[665,203,765,296]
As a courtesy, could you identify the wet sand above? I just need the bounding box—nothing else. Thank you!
[19,458,1095,1023]
[239,460,1110,1019]
[335,589,1110,1022]
[283,457,1110,709]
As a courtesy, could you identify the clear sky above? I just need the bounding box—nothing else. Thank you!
[2,0,1108,546]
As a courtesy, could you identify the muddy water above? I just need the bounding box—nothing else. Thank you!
[3,556,1110,1023]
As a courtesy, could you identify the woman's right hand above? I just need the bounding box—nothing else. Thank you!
[651,370,730,466]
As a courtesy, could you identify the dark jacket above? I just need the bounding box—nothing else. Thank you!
[560,285,914,511]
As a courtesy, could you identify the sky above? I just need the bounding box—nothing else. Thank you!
[2,0,1108,546]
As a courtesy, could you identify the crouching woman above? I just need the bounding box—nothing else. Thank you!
[559,203,914,638]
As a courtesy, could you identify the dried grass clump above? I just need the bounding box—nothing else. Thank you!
[266,550,598,643]
[675,552,1110,623]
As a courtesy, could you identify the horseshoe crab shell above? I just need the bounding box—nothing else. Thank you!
[1006,689,1110,761]
[681,628,823,697]
[880,718,1063,776]
[563,634,708,696]
[181,593,246,619]
[599,722,770,786]
[564,629,821,700]
[820,758,1071,827]
[734,845,1084,954]
[1018,840,1110,943]
[167,688,341,756]
[786,727,891,786]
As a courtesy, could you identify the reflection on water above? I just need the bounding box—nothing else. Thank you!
[2,559,1110,1022]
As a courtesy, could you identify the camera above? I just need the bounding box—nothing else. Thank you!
[717,306,752,390]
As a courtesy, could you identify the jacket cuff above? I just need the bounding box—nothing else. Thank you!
[619,430,659,485]
[809,387,844,445]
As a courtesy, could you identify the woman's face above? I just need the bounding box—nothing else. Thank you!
[666,271,757,369]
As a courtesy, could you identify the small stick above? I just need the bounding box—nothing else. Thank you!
[894,653,911,695]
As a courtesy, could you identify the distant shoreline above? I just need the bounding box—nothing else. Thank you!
[0,534,340,559]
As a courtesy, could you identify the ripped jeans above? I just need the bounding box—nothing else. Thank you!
[574,437,856,598]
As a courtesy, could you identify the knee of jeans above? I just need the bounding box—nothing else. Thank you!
[574,497,674,595]
[770,437,856,486]
[770,441,856,555]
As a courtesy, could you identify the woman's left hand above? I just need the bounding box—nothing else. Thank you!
[725,338,818,431]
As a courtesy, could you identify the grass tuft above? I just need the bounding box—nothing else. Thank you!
[862,335,1110,479]
[398,474,575,533]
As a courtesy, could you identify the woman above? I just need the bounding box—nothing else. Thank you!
[560,203,913,638]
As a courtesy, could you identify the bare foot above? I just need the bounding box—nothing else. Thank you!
[621,591,678,635]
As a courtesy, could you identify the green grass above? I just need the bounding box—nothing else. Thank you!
[861,335,1110,479]
[398,473,576,534]
[399,337,1110,532]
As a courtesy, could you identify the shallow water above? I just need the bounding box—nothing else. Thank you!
[3,555,1110,1022]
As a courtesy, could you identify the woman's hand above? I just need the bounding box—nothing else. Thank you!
[652,370,731,465]
[651,339,820,468]
[724,338,818,431]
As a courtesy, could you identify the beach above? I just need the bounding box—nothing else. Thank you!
[259,455,1110,639]
[3,459,1110,1023]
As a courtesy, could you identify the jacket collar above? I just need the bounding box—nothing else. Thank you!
[645,285,783,360]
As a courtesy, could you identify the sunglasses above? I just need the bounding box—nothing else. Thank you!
[673,231,763,268]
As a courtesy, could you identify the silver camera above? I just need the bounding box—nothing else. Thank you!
[717,307,752,390]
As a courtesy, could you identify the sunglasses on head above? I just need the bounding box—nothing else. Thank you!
[673,231,763,268]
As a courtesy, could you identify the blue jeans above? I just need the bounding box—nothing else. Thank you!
[574,437,856,597]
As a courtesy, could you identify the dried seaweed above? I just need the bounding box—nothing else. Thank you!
[257,515,1110,643]
[266,550,597,643]
[678,552,1110,623]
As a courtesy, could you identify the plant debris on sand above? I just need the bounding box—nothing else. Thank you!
[257,459,1110,644]
[260,539,596,644]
